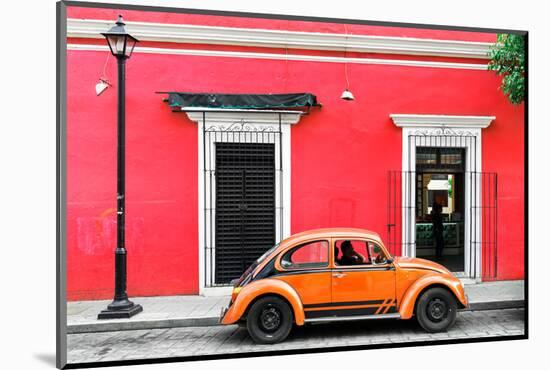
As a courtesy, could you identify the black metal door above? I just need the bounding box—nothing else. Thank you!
[214,142,276,284]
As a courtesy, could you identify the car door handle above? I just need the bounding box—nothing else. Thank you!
[332,273,347,278]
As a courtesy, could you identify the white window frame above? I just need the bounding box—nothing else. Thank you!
[184,108,303,295]
[390,114,495,281]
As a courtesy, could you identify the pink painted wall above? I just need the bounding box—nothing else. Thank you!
[65,6,523,300]
[288,62,524,281]
[66,51,199,300]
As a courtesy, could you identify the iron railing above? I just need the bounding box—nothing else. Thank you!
[387,133,498,280]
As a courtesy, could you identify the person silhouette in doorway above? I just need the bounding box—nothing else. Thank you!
[431,201,444,260]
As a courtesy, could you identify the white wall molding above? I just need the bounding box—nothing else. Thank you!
[391,114,495,129]
[67,43,488,71]
[185,109,303,126]
[68,18,492,59]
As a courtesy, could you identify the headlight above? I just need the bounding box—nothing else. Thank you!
[231,287,242,303]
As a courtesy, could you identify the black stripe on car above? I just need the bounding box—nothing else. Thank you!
[304,306,379,318]
[303,299,385,309]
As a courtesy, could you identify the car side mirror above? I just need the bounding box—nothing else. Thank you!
[386,257,394,264]
[281,260,292,268]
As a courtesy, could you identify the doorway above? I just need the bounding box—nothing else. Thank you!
[415,148,465,272]
[214,142,276,285]
[194,110,298,293]
[387,119,498,281]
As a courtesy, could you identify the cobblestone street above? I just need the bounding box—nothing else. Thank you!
[67,308,525,364]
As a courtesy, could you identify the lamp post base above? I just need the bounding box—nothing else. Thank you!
[98,301,143,320]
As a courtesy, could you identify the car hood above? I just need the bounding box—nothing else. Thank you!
[394,257,451,275]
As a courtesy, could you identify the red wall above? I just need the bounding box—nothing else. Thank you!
[66,7,523,300]
[66,51,200,300]
[289,62,524,282]
[483,105,525,280]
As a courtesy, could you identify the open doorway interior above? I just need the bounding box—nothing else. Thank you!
[415,148,465,272]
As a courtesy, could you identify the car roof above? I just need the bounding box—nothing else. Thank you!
[279,227,383,248]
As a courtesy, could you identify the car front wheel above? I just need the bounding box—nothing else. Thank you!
[246,296,293,344]
[415,287,458,333]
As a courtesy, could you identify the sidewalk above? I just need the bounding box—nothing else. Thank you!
[67,280,524,334]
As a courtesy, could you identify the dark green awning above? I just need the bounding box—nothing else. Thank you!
[166,92,320,110]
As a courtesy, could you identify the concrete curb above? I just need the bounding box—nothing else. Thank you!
[67,299,524,334]
[68,316,220,334]
[464,300,524,312]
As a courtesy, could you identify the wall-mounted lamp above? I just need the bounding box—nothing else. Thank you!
[341,24,354,101]
[95,78,111,96]
[341,89,355,101]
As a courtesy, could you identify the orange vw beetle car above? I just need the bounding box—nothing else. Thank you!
[220,228,468,344]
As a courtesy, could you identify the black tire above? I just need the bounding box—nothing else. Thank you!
[246,296,293,344]
[415,287,458,333]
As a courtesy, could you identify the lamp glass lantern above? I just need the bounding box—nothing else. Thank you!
[101,15,139,59]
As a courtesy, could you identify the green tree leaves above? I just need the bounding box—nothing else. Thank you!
[488,34,525,105]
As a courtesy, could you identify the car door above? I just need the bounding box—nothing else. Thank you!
[330,238,397,317]
[274,239,332,307]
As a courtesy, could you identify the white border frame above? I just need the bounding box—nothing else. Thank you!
[391,114,495,280]
[185,109,302,295]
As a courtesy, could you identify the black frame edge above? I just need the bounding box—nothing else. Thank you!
[523,32,529,338]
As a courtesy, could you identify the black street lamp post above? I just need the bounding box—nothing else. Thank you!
[98,15,143,319]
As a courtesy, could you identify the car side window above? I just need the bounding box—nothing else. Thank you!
[368,241,388,265]
[280,240,329,269]
[334,240,372,266]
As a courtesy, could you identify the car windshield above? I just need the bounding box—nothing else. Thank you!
[256,243,280,264]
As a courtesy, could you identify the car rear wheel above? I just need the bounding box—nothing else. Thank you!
[246,296,293,344]
[415,287,457,333]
